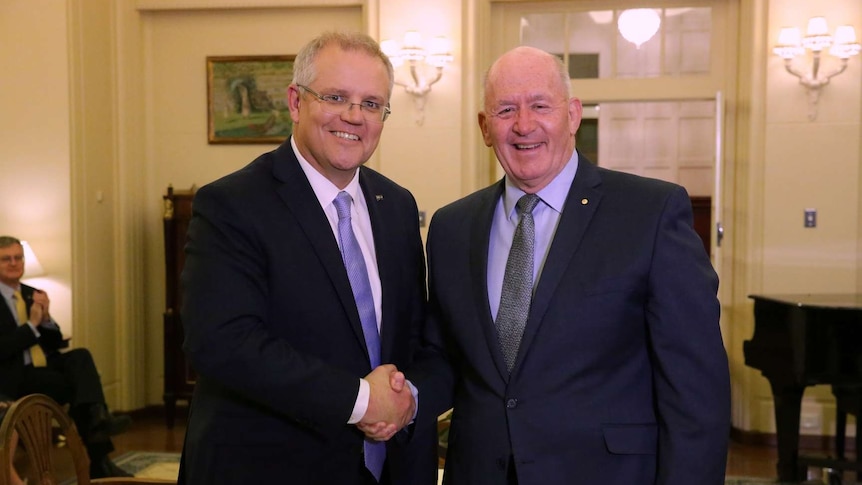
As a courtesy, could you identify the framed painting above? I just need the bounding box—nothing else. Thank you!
[207,55,295,144]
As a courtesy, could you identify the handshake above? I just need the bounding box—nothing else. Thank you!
[357,364,415,442]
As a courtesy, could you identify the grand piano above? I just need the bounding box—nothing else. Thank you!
[745,294,862,482]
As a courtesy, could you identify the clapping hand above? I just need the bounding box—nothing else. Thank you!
[31,290,51,323]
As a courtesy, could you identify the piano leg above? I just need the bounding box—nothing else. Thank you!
[769,380,806,482]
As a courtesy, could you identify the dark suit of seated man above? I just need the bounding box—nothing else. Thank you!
[0,235,133,478]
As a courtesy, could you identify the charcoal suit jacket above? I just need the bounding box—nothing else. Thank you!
[177,140,435,485]
[0,283,66,398]
[412,154,730,485]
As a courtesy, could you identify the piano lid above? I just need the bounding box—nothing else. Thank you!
[749,294,862,311]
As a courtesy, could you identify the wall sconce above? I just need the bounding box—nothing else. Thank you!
[773,17,860,120]
[21,240,46,279]
[381,31,454,125]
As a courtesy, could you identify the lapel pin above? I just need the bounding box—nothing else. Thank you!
[375,195,384,201]
[581,198,589,205]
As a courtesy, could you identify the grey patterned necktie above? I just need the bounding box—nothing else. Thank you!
[495,193,541,372]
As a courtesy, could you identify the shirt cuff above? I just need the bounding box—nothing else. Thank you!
[348,378,370,424]
[406,379,419,423]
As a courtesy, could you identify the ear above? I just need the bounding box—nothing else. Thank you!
[568,97,583,136]
[287,84,302,124]
[478,111,493,147]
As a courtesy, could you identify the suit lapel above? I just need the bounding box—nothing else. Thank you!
[272,147,371,364]
[358,173,396,363]
[469,181,515,383]
[510,159,604,380]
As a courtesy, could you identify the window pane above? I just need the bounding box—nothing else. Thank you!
[521,6,712,80]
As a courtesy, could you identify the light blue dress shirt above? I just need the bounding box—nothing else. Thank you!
[488,151,579,320]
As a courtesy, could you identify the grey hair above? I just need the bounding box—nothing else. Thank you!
[0,236,21,249]
[292,31,395,98]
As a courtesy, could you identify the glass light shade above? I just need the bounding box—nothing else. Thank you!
[802,17,832,51]
[777,27,802,46]
[774,27,804,59]
[426,36,454,68]
[380,39,404,67]
[806,17,829,36]
[830,26,861,58]
[587,10,614,25]
[402,31,422,49]
[427,36,451,56]
[617,9,661,49]
[834,25,858,44]
[21,241,46,278]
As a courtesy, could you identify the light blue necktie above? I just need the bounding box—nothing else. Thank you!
[333,191,385,481]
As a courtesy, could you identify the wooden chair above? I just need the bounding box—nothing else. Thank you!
[0,394,175,485]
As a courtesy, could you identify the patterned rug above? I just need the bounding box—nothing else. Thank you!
[57,451,180,484]
[113,451,180,479]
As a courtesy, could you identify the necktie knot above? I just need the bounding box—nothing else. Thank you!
[516,193,540,218]
[333,191,353,221]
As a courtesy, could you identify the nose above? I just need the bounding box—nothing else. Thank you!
[340,103,365,123]
[512,108,536,134]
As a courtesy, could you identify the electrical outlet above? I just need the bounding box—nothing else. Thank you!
[804,209,816,228]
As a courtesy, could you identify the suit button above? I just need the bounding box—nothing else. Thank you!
[506,398,518,409]
[496,457,507,469]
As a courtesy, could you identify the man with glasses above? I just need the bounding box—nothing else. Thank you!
[178,32,435,485]
[0,236,133,478]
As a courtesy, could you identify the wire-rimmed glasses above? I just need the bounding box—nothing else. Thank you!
[298,84,391,123]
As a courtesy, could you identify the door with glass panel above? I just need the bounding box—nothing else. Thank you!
[492,1,733,304]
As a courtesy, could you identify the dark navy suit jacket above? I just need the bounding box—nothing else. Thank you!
[0,284,65,398]
[177,140,435,485]
[413,155,730,485]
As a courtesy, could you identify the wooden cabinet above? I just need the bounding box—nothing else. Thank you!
[163,185,197,427]
[689,196,712,257]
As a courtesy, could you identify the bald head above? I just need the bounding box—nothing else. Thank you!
[484,46,571,108]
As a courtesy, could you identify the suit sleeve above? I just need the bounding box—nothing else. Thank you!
[181,184,360,429]
[0,325,40,361]
[647,186,730,485]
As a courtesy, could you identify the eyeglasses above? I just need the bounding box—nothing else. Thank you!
[298,85,391,123]
[487,102,564,121]
[0,255,24,264]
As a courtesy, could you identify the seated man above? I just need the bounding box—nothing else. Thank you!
[0,236,132,478]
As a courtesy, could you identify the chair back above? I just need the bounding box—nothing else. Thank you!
[0,393,90,485]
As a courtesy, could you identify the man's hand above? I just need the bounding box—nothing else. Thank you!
[358,364,415,441]
[31,290,51,323]
[28,300,43,326]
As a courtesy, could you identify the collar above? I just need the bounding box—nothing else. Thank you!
[290,136,362,208]
[502,150,580,218]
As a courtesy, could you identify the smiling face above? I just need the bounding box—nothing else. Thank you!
[479,47,582,193]
[288,44,390,189]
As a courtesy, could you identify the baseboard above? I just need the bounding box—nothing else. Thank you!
[123,403,189,422]
[731,426,856,452]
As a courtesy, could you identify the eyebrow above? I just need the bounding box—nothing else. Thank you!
[320,87,386,102]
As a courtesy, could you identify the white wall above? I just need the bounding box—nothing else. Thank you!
[0,1,73,334]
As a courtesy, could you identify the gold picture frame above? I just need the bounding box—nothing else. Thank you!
[206,55,295,144]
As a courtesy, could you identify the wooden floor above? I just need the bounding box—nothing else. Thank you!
[110,408,794,479]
